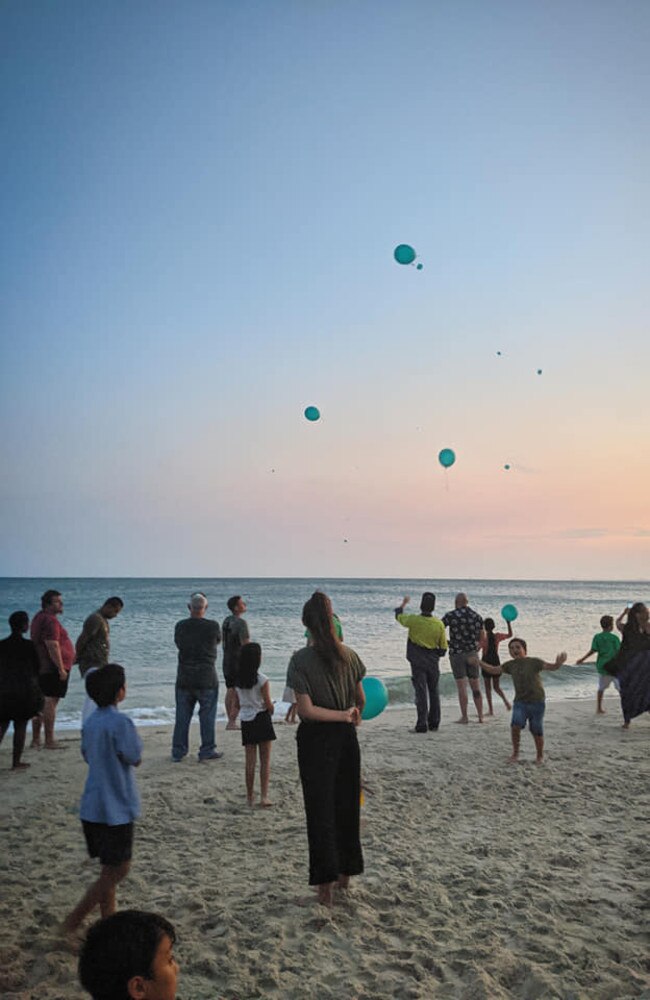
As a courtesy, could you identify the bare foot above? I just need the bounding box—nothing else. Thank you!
[454,717,469,725]
[336,875,350,889]
[258,799,273,808]
[30,740,41,749]
[225,723,240,731]
[597,709,606,715]
[534,757,545,765]
[507,754,521,764]
[622,722,630,729]
[317,883,334,907]
[504,701,512,710]
[11,762,30,770]
[488,710,495,717]
[247,796,255,807]
[45,741,68,750]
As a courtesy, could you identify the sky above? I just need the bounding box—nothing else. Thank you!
[1,0,649,579]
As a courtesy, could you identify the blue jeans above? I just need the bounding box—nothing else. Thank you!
[511,700,545,736]
[172,686,218,760]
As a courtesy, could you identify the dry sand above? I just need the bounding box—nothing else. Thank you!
[1,699,649,1000]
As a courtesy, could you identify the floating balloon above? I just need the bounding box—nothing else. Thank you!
[416,263,423,271]
[496,351,502,356]
[438,448,456,469]
[537,369,543,375]
[504,464,511,470]
[394,244,416,265]
[304,406,320,422]
[361,676,389,720]
[501,603,518,622]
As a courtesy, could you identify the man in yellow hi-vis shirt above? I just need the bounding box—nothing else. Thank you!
[394,593,447,733]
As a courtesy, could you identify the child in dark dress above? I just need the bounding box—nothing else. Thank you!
[0,612,44,769]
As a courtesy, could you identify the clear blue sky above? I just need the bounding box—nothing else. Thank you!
[2,0,649,577]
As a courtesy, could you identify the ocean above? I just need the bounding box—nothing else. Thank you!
[1,577,644,729]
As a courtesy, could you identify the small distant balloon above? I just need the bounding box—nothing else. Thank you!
[438,447,456,469]
[304,406,320,422]
[496,350,502,356]
[416,263,423,271]
[394,244,416,265]
[343,538,348,544]
[501,603,518,623]
[504,464,511,470]
[537,369,543,375]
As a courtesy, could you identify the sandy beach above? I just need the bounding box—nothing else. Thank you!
[1,700,649,1000]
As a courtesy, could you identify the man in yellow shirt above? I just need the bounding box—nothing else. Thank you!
[395,593,448,733]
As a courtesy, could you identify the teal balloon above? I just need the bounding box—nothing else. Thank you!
[416,263,424,270]
[501,603,518,623]
[361,676,389,721]
[438,447,456,469]
[304,406,320,422]
[394,244,416,265]
[504,464,511,470]
[537,369,543,375]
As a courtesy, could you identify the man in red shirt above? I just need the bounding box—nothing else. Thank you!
[31,589,75,748]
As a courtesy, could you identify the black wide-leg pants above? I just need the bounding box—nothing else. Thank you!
[297,721,364,886]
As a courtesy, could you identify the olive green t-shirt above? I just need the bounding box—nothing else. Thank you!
[500,657,545,703]
[287,644,366,711]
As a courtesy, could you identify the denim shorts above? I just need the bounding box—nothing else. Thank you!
[511,700,545,735]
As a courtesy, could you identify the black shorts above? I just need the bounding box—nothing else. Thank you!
[241,710,276,746]
[223,669,237,689]
[38,669,70,699]
[82,821,134,867]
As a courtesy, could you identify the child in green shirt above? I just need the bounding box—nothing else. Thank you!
[576,615,621,714]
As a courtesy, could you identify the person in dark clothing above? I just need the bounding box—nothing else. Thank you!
[0,611,44,769]
[287,591,366,907]
[394,593,447,732]
[604,602,650,729]
[171,593,222,763]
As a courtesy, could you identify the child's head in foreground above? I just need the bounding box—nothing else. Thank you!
[508,637,528,657]
[600,615,614,632]
[79,909,178,1000]
[86,663,126,707]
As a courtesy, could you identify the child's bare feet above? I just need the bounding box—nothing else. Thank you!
[454,717,468,724]
[597,708,606,715]
[507,754,520,764]
[11,762,30,770]
[226,723,240,731]
[45,741,68,750]
[259,799,273,808]
[622,721,630,729]
[534,757,545,765]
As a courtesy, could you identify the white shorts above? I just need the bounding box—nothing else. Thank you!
[598,674,620,692]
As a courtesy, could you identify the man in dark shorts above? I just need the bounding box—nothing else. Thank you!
[442,593,486,724]
[30,589,75,748]
[222,596,250,730]
[172,592,222,763]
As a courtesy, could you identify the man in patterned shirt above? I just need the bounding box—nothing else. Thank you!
[442,593,486,724]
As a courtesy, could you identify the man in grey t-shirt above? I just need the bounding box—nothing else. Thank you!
[172,592,222,762]
[442,593,486,724]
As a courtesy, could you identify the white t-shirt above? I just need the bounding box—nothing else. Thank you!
[236,671,270,722]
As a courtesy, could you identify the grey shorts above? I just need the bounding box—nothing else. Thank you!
[450,651,480,680]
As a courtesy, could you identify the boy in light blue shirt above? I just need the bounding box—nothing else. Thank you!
[63,663,142,934]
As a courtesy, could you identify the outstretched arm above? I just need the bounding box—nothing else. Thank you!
[615,608,628,634]
[542,652,568,671]
[394,595,410,619]
[479,660,502,676]
[576,649,595,665]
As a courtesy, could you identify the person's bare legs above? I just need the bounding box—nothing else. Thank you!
[259,741,272,806]
[508,725,522,762]
[31,714,42,747]
[63,861,130,932]
[225,688,240,730]
[285,703,297,724]
[455,679,469,722]
[493,677,511,710]
[597,689,605,714]
[533,733,544,763]
[12,721,29,769]
[469,676,484,722]
[43,696,64,748]
[483,675,494,715]
[245,745,257,805]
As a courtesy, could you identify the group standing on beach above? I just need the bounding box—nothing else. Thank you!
[1,584,649,999]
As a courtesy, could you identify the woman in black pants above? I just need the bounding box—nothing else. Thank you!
[287,592,366,907]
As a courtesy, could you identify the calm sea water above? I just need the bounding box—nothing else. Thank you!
[1,578,645,729]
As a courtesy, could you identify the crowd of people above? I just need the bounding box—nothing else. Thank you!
[0,586,649,998]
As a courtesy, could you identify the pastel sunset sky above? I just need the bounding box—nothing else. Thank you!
[2,0,649,578]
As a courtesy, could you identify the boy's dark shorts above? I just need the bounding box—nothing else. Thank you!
[38,668,70,699]
[82,821,134,866]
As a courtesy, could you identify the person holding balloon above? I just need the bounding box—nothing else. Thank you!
[286,592,366,908]
[479,616,513,715]
[394,593,447,733]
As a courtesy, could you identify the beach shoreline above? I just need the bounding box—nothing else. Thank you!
[2,698,649,999]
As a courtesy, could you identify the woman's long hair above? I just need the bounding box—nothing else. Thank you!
[484,617,498,663]
[235,642,261,690]
[302,591,344,674]
[625,603,649,635]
